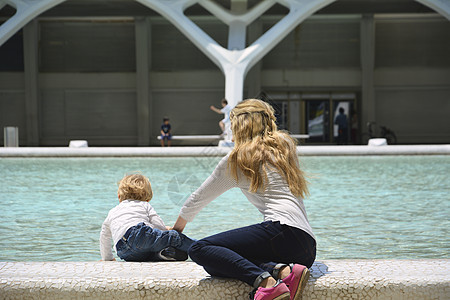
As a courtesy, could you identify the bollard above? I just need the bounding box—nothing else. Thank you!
[3,127,19,147]
[69,140,88,147]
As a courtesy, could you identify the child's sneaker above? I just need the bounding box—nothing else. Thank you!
[281,264,310,300]
[157,247,188,261]
[250,281,290,300]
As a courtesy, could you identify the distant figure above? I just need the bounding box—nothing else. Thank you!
[210,98,231,135]
[351,109,358,144]
[160,117,172,147]
[335,107,348,145]
[99,173,194,262]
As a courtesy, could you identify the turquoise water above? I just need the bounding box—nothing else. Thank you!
[0,155,449,261]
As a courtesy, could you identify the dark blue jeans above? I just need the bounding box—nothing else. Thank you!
[116,222,194,262]
[189,221,316,287]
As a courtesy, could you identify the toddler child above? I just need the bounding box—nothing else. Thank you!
[160,117,172,147]
[100,173,194,261]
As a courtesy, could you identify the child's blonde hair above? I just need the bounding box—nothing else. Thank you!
[118,173,153,202]
[228,99,309,198]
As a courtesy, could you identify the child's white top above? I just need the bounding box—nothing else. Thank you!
[100,199,166,261]
[221,104,232,123]
[180,154,315,240]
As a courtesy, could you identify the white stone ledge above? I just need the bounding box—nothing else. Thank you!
[0,145,449,157]
[0,260,448,300]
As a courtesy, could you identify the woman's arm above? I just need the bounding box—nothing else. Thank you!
[175,155,236,228]
[172,215,188,233]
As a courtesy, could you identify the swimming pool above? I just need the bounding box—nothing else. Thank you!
[0,155,448,261]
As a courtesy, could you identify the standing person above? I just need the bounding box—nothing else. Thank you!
[351,109,358,144]
[334,107,348,145]
[160,117,172,147]
[100,173,194,262]
[210,98,231,136]
[172,99,316,300]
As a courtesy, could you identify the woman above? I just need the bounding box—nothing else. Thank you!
[172,99,316,300]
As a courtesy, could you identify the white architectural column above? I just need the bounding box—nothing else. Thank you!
[415,0,450,20]
[0,0,66,47]
[360,14,376,130]
[197,0,276,107]
[135,17,151,146]
[136,0,337,108]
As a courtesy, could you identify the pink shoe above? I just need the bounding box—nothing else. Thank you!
[252,282,290,300]
[282,264,310,300]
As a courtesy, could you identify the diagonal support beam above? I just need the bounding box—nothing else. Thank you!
[220,0,337,107]
[200,0,276,50]
[137,0,336,108]
[136,0,229,72]
[415,0,450,20]
[199,0,276,26]
[237,0,337,76]
[0,0,67,47]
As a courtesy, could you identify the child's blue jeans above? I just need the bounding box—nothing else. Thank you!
[116,222,194,262]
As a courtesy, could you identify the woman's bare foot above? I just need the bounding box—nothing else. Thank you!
[278,265,291,280]
[260,276,278,288]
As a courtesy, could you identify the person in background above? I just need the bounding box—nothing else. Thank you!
[160,117,172,147]
[100,173,194,262]
[334,107,348,145]
[172,99,316,300]
[350,109,358,144]
[210,98,231,136]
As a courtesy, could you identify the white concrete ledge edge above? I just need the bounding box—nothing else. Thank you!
[0,260,449,300]
[0,144,449,157]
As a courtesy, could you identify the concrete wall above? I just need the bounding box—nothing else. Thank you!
[373,16,450,144]
[0,15,449,146]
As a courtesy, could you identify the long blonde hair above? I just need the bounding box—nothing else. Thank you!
[228,99,309,198]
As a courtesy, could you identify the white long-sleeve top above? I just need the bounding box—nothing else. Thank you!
[180,154,315,240]
[99,199,167,261]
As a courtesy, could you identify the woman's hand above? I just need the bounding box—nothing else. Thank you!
[172,216,188,233]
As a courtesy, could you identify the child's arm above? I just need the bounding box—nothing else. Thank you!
[147,204,167,231]
[99,220,115,261]
[210,106,223,114]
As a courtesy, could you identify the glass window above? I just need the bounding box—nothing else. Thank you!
[305,99,330,143]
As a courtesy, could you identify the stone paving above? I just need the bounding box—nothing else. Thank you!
[0,260,449,299]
